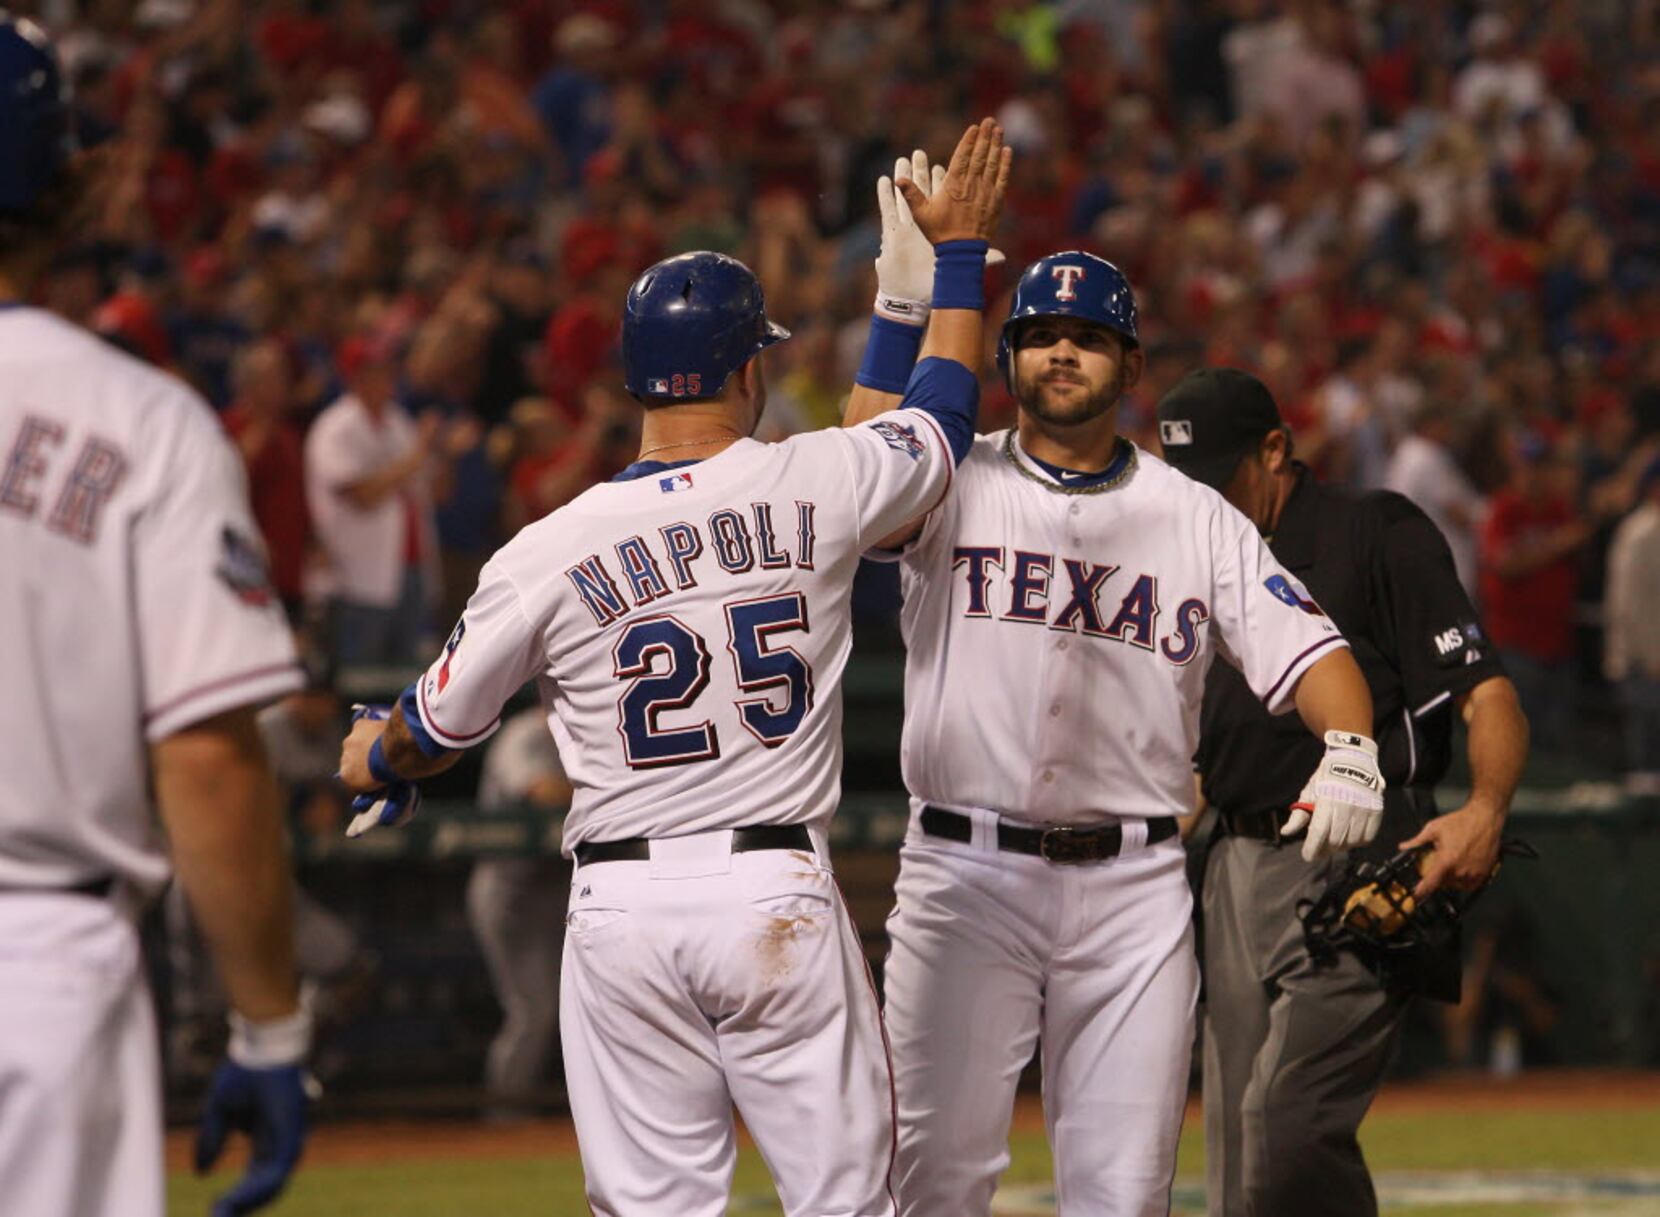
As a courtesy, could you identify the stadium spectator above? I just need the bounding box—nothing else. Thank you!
[304,335,438,666]
[1478,434,1589,750]
[223,338,310,620]
[1386,401,1488,598]
[1605,461,1660,791]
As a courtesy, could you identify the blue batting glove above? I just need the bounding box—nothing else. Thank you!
[345,781,421,838]
[350,702,391,723]
[194,1060,309,1216]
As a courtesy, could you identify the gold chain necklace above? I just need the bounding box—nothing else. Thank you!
[1000,429,1138,496]
[637,436,739,460]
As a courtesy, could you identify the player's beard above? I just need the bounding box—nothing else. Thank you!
[1016,363,1130,428]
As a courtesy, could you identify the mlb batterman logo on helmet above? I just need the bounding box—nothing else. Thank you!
[622,251,791,401]
[995,251,1139,387]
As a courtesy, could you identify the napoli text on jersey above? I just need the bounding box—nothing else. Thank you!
[411,411,954,851]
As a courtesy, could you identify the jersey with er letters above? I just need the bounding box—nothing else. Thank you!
[0,305,301,895]
[414,409,954,849]
[886,430,1347,824]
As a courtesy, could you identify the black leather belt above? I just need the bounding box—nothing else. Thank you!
[574,824,812,866]
[1220,806,1295,843]
[0,875,115,899]
[920,805,1178,864]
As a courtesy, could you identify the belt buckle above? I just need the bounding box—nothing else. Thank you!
[1038,826,1096,864]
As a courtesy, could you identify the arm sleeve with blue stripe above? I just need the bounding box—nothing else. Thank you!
[899,356,978,465]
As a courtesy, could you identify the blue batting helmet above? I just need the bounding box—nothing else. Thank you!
[0,12,74,214]
[622,252,791,400]
[995,252,1139,383]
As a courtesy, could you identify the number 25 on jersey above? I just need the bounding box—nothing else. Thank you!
[613,592,814,768]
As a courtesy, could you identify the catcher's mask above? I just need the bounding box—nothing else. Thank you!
[1297,839,1538,1000]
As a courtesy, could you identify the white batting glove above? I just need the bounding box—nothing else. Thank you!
[1283,731,1385,863]
[874,149,1004,326]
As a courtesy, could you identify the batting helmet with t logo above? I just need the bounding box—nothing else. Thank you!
[622,252,791,402]
[995,251,1139,386]
[0,12,75,215]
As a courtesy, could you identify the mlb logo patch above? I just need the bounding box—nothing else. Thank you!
[659,472,695,493]
[870,419,926,461]
[647,378,670,394]
[1159,420,1193,446]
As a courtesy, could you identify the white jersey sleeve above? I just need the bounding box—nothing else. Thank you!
[137,406,301,742]
[412,553,546,750]
[790,409,954,549]
[1208,504,1347,714]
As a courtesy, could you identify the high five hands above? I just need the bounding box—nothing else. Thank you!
[898,118,1012,248]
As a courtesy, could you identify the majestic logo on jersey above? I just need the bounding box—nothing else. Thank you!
[214,526,275,608]
[1051,264,1086,301]
[1264,573,1325,616]
[659,471,694,493]
[952,545,1211,666]
[436,619,466,693]
[1432,619,1486,667]
[1159,420,1193,446]
[869,419,926,462]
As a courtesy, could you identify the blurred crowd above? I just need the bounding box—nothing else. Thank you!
[17,0,1660,781]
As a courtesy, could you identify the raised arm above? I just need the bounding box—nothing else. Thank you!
[844,151,947,430]
[846,120,1012,548]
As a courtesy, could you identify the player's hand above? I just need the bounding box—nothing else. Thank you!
[337,703,389,794]
[345,780,421,838]
[1399,802,1505,899]
[899,118,1012,247]
[195,1009,313,1217]
[195,1061,308,1215]
[1282,731,1385,862]
[875,149,1006,317]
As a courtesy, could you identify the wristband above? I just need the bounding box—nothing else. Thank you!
[932,239,989,311]
[228,1005,313,1069]
[367,735,400,785]
[874,292,929,327]
[856,314,926,394]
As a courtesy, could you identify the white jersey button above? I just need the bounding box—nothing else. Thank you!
[1042,769,1054,782]
[1049,704,1061,717]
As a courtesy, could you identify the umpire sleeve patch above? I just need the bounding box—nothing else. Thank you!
[1429,619,1487,668]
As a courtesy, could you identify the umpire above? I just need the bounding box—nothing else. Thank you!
[1156,369,1530,1217]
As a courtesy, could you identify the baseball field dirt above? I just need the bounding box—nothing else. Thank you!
[167,1071,1660,1216]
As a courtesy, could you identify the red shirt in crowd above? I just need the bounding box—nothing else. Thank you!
[1479,491,1580,662]
[222,404,311,607]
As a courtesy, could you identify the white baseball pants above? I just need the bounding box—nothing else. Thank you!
[559,828,896,1217]
[883,807,1198,1217]
[0,889,162,1217]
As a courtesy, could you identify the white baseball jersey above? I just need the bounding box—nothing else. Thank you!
[1,303,299,1217]
[413,409,953,850]
[0,305,301,895]
[884,429,1346,825]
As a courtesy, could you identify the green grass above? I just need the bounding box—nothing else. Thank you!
[170,1107,1660,1216]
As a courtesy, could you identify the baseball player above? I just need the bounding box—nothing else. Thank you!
[0,16,309,1217]
[466,704,571,1118]
[1156,369,1528,1217]
[844,207,1382,1213]
[338,119,1013,1217]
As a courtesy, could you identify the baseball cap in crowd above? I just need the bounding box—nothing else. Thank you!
[1155,367,1284,490]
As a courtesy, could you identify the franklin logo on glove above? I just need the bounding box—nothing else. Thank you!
[1284,730,1386,862]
